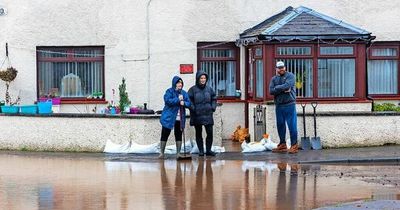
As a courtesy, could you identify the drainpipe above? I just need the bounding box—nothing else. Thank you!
[146,0,153,107]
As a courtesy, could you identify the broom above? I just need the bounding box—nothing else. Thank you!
[177,105,192,160]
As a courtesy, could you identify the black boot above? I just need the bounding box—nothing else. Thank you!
[205,137,216,156]
[158,141,167,159]
[176,141,184,159]
[196,138,204,156]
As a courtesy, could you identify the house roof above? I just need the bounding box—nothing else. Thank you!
[238,6,374,45]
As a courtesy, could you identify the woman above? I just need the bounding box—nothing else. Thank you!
[159,76,191,159]
[188,71,217,156]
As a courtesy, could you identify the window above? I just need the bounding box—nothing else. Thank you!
[272,44,359,99]
[320,46,354,55]
[255,60,264,98]
[248,46,263,99]
[279,59,313,98]
[318,59,355,97]
[275,46,313,98]
[368,46,399,95]
[198,43,239,97]
[37,47,104,100]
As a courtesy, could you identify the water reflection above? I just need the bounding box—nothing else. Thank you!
[0,154,398,210]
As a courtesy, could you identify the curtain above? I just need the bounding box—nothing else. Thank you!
[367,60,398,94]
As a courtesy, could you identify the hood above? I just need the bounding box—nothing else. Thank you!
[171,76,184,89]
[195,71,208,86]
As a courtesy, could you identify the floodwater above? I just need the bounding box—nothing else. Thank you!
[0,153,399,210]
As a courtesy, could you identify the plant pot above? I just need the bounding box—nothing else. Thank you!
[295,82,303,89]
[1,105,19,114]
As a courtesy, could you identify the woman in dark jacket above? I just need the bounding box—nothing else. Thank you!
[159,76,191,159]
[188,71,217,156]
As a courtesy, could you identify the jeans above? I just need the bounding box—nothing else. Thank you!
[275,104,298,145]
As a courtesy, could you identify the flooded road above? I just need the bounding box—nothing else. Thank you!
[0,153,399,210]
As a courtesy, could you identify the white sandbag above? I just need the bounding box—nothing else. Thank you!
[241,139,267,153]
[128,141,159,154]
[190,143,226,154]
[164,140,193,154]
[264,137,278,151]
[104,139,132,153]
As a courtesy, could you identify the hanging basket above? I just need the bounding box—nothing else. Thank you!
[0,67,18,82]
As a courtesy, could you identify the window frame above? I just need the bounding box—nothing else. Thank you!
[36,46,106,103]
[197,42,240,99]
[267,43,364,102]
[318,44,357,58]
[367,43,400,98]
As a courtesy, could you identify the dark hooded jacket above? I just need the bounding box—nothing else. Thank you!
[188,71,217,126]
[160,76,191,129]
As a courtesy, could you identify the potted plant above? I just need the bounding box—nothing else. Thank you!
[0,66,20,113]
[118,78,131,114]
[295,72,306,89]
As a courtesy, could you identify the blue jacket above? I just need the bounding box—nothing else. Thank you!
[188,71,217,126]
[269,72,296,106]
[160,76,191,129]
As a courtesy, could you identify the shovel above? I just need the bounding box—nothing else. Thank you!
[310,102,322,150]
[300,103,311,150]
[178,105,192,160]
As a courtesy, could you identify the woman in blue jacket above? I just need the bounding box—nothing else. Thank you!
[159,76,191,159]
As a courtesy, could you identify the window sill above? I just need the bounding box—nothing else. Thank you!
[60,99,108,104]
[368,95,400,100]
[217,98,245,103]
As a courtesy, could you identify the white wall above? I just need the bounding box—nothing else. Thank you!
[220,102,246,139]
[248,103,400,147]
[0,0,399,112]
[0,112,223,151]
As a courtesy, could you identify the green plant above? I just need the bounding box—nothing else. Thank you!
[118,77,131,113]
[373,103,400,112]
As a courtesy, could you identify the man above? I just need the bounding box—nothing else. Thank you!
[269,61,298,154]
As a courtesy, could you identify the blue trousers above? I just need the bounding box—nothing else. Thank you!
[275,104,298,145]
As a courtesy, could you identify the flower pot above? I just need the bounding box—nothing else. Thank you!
[295,82,303,89]
[20,105,38,114]
[1,105,19,114]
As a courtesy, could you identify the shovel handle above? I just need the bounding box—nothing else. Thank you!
[311,101,318,108]
[301,103,306,137]
[312,102,317,138]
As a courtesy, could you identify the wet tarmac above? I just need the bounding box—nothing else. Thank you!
[0,151,399,210]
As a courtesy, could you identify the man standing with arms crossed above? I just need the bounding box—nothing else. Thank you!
[269,61,299,154]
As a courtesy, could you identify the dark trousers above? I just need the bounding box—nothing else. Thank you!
[160,121,182,142]
[275,103,298,145]
[194,124,213,152]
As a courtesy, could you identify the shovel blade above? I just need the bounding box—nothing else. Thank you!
[311,137,322,150]
[301,137,311,150]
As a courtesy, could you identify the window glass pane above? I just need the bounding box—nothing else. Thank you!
[320,46,354,55]
[318,59,355,97]
[277,47,311,55]
[200,61,236,97]
[367,60,398,94]
[255,60,263,98]
[371,48,397,57]
[255,48,262,57]
[202,49,234,58]
[38,61,104,98]
[247,50,254,93]
[38,49,68,58]
[279,59,313,98]
[74,49,103,58]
